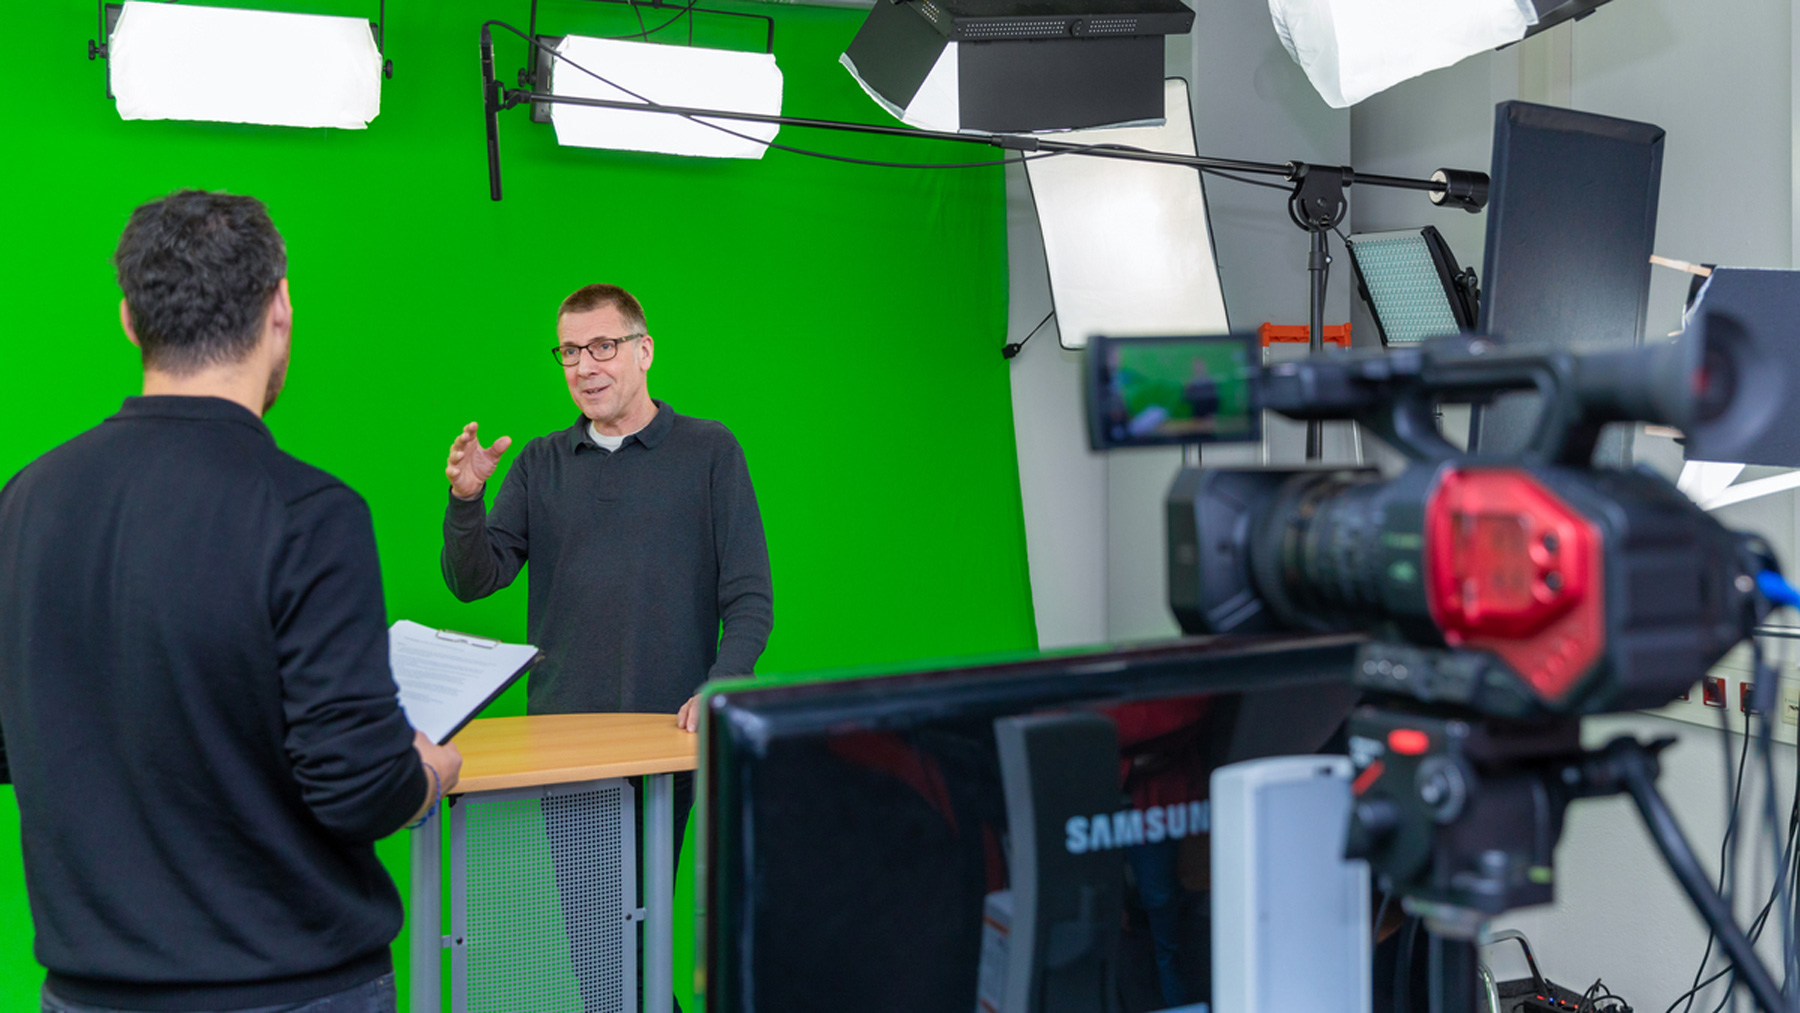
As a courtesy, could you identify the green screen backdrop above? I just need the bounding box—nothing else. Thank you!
[0,1,1036,1008]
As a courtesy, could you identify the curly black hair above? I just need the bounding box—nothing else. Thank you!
[113,190,287,374]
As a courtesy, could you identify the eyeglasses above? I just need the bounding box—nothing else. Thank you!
[552,334,644,366]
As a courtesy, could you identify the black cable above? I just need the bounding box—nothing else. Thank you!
[1696,639,1800,1013]
[1668,814,1799,1013]
[1676,709,1756,1013]
[1198,166,1295,192]
[1730,604,1800,1003]
[1394,916,1420,1013]
[1611,739,1787,1013]
[495,27,1320,177]
[1673,708,1751,1013]
[1323,229,1333,315]
[1750,640,1794,1008]
[1002,310,1055,360]
[1584,979,1635,1013]
[1705,967,1735,1013]
[622,3,696,43]
[586,0,710,45]
[486,21,1071,171]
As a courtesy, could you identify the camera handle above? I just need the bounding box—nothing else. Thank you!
[1260,336,1697,468]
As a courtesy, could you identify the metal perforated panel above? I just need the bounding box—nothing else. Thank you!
[450,780,638,1013]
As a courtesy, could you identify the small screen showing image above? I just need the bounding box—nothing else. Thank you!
[1089,334,1261,449]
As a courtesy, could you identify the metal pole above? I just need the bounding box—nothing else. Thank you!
[644,774,676,1013]
[509,89,1304,177]
[409,808,443,1013]
[1305,227,1329,461]
[1428,935,1482,1013]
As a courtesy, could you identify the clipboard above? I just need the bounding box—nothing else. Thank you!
[389,620,542,744]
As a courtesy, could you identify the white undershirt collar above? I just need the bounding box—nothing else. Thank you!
[588,420,641,452]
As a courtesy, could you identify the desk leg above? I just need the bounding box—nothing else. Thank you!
[645,774,675,1013]
[410,804,442,1013]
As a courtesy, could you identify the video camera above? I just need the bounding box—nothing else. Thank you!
[1089,327,1773,720]
[1087,312,1794,1009]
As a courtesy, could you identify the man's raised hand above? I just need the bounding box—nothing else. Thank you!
[446,422,512,501]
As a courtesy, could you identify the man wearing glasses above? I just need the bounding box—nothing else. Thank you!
[440,283,773,735]
[440,282,771,1009]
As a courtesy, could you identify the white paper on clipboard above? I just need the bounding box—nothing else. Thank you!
[389,620,540,744]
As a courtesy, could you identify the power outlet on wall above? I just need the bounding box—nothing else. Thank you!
[1644,642,1800,746]
[1702,676,1727,709]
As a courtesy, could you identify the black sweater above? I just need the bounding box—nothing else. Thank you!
[442,401,773,715]
[0,396,425,1011]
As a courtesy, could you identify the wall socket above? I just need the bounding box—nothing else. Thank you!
[1643,639,1800,743]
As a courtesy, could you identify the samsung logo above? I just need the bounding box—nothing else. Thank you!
[1064,800,1209,855]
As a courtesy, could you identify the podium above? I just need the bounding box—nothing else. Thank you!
[409,714,698,1013]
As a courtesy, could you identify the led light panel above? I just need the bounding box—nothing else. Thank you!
[549,35,782,159]
[110,0,382,129]
[1345,230,1463,345]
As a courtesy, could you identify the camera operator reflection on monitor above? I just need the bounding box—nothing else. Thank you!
[1103,696,1215,1009]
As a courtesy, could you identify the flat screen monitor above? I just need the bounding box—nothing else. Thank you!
[1473,100,1663,461]
[698,634,1362,1013]
[1087,334,1262,450]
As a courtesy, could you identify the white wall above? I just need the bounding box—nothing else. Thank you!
[1350,0,1800,1006]
[1006,2,1355,649]
[1012,0,1800,1005]
[1004,162,1110,649]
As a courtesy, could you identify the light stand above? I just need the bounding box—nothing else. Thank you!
[477,21,1487,459]
[1287,164,1350,458]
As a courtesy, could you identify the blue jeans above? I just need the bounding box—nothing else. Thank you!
[42,973,397,1013]
[1125,840,1188,1008]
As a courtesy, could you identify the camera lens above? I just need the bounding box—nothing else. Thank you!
[1250,471,1389,632]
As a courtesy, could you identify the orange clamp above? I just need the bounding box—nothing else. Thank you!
[1258,322,1351,348]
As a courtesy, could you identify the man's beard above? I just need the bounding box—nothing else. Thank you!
[262,350,289,414]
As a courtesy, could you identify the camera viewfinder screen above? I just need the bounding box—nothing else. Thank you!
[1090,335,1260,449]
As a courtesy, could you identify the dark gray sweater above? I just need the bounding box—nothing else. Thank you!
[442,401,773,715]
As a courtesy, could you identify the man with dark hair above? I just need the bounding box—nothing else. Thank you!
[0,189,463,1013]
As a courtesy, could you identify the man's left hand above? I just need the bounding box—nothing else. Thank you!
[677,695,700,733]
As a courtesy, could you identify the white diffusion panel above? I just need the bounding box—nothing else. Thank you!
[1268,0,1530,109]
[839,42,963,133]
[551,35,782,159]
[1023,79,1230,349]
[110,0,382,129]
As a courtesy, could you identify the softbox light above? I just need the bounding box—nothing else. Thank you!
[1269,0,1532,108]
[109,0,383,129]
[548,35,782,159]
[1022,79,1229,349]
[1345,227,1478,345]
[840,0,1193,134]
